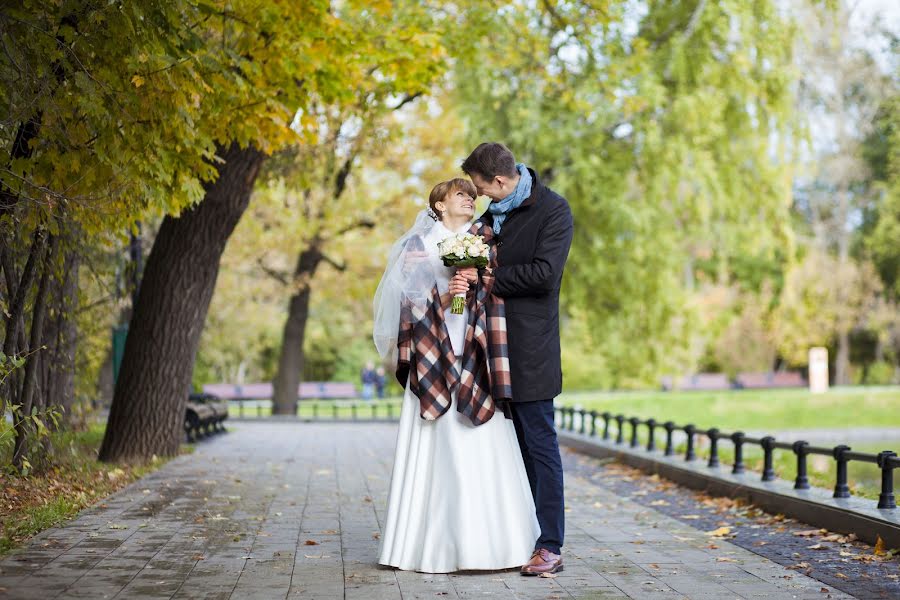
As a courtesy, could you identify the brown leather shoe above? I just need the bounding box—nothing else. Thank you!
[520,548,563,576]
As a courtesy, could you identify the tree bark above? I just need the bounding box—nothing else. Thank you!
[13,234,56,470]
[46,248,79,424]
[271,244,323,415]
[1,229,45,415]
[99,142,265,463]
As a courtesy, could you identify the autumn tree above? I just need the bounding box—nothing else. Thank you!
[453,0,800,386]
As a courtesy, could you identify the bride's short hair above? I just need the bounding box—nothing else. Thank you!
[428,178,477,219]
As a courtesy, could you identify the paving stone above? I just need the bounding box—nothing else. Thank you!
[0,422,859,599]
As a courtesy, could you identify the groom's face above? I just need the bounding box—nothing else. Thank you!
[468,173,510,202]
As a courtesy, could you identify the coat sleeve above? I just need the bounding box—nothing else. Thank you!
[492,200,574,298]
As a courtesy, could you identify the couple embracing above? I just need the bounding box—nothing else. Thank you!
[372,142,574,575]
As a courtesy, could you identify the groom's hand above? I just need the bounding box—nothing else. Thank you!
[456,267,478,283]
[402,250,429,271]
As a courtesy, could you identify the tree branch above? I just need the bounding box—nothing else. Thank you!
[256,256,290,286]
[320,253,347,272]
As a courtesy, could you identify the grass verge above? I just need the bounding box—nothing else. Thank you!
[0,421,182,557]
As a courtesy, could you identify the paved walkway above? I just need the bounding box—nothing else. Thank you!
[0,422,854,599]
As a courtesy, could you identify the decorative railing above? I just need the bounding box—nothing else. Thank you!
[555,406,899,510]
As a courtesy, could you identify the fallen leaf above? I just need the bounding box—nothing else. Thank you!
[808,544,825,550]
[792,529,824,537]
[835,573,848,579]
[304,540,319,546]
[874,535,886,556]
[539,572,558,578]
[716,557,738,563]
[649,500,669,506]
[681,515,701,520]
[706,527,731,537]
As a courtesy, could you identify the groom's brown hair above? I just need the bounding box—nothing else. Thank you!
[461,143,518,180]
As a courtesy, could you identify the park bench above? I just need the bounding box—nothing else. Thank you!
[201,381,358,417]
[660,373,732,391]
[734,371,806,389]
[184,392,229,442]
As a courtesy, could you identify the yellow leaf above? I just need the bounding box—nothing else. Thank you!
[131,75,145,88]
[706,527,731,537]
[874,535,886,556]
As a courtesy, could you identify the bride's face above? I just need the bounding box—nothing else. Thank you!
[436,189,476,220]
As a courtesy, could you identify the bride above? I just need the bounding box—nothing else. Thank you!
[373,178,539,573]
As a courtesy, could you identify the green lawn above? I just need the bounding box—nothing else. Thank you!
[557,386,900,432]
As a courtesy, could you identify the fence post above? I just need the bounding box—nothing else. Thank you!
[646,419,657,452]
[589,410,598,437]
[615,414,625,444]
[731,432,745,475]
[707,428,720,468]
[601,412,611,440]
[684,424,696,461]
[877,451,897,509]
[629,417,640,448]
[793,441,810,490]
[663,421,675,456]
[760,436,776,481]
[832,445,851,499]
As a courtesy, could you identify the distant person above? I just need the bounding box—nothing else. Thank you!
[361,361,376,401]
[375,367,386,399]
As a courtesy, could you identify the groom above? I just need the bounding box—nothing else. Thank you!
[450,142,574,575]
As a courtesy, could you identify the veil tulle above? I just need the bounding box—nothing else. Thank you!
[373,209,440,366]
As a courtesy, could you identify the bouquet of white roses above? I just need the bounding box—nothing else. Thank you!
[437,233,490,314]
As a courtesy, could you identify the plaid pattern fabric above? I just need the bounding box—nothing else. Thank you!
[395,224,513,426]
[456,221,513,424]
[395,235,460,421]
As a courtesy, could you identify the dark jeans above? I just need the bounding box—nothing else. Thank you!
[510,399,564,554]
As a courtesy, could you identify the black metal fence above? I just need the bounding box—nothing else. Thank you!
[555,406,899,510]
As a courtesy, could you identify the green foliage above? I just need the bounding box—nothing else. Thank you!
[453,0,799,386]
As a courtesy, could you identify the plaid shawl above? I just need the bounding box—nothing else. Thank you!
[395,221,512,425]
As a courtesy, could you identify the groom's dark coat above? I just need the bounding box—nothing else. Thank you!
[477,168,574,402]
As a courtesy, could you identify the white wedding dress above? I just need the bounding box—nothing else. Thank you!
[378,220,540,573]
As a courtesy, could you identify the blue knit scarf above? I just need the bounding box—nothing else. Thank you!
[487,164,532,235]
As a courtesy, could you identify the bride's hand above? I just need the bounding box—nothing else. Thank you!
[448,273,471,296]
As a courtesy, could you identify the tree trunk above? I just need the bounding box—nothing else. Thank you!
[13,235,57,470]
[271,245,323,415]
[46,249,79,424]
[1,229,45,415]
[99,142,265,463]
[835,329,850,385]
